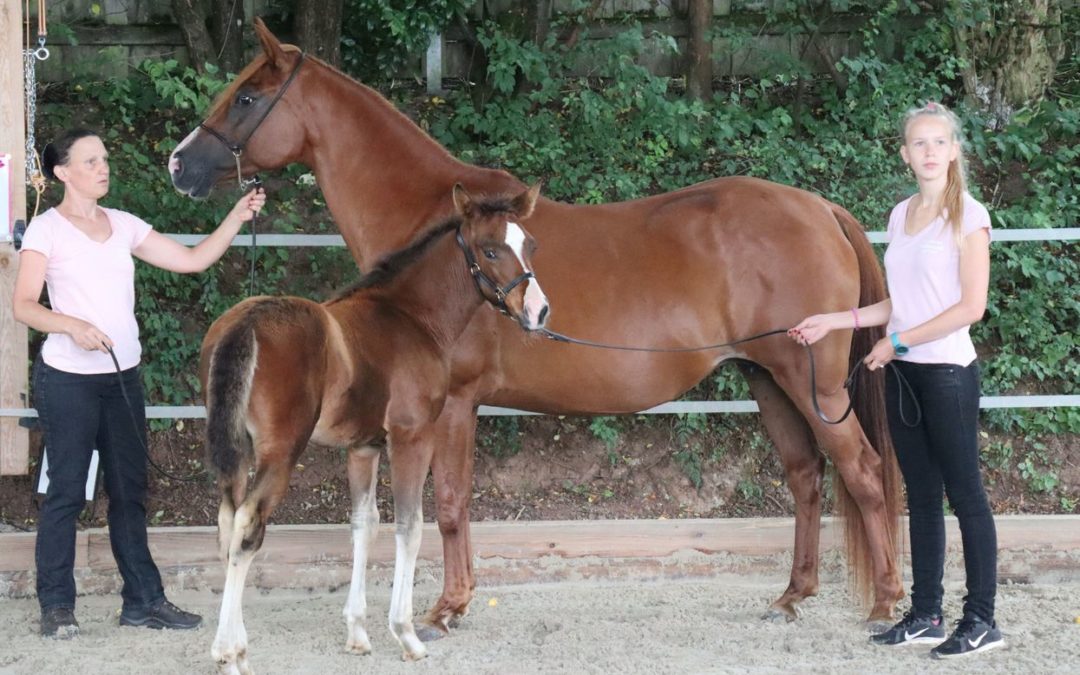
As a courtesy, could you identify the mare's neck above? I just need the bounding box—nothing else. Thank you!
[301,64,520,269]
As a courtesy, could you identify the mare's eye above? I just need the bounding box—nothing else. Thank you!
[237,95,254,106]
[483,249,497,260]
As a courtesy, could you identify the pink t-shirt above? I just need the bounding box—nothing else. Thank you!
[883,192,991,366]
[20,207,153,374]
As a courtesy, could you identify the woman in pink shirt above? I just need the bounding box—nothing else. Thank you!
[789,103,1001,658]
[12,128,265,639]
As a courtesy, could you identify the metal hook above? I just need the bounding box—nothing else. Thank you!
[34,37,49,61]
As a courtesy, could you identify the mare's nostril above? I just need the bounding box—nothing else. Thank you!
[169,154,183,177]
[537,305,549,327]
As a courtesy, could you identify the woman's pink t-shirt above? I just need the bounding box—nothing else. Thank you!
[883,192,991,366]
[20,207,153,374]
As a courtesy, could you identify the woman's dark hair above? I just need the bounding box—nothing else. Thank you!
[41,128,99,181]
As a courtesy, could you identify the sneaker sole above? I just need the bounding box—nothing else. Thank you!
[932,639,1005,659]
[871,636,946,647]
[119,616,201,630]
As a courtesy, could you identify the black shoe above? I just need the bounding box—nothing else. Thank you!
[869,610,946,646]
[119,599,202,630]
[40,606,80,639]
[931,614,1004,659]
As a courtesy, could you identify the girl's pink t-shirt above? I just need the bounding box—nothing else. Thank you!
[883,192,992,366]
[20,207,153,374]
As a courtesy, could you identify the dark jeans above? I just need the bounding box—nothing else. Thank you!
[886,360,997,623]
[33,357,164,613]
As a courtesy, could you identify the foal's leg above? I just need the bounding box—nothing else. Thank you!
[213,453,301,675]
[420,394,479,639]
[343,445,381,655]
[386,428,438,661]
[740,363,825,621]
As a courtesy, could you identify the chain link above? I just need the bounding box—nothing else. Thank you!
[24,48,39,184]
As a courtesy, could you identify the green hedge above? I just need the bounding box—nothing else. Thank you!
[28,3,1077,450]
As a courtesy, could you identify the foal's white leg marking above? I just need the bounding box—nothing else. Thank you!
[505,222,548,327]
[212,504,257,675]
[343,450,380,655]
[388,507,427,660]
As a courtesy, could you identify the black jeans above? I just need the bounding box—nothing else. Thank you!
[886,360,997,622]
[33,357,164,613]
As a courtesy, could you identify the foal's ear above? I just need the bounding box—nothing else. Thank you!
[254,17,288,69]
[452,183,473,217]
[512,182,542,220]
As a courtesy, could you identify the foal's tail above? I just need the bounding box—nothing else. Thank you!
[205,317,259,480]
[831,203,903,606]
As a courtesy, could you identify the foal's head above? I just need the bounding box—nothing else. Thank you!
[454,183,549,331]
[169,18,307,197]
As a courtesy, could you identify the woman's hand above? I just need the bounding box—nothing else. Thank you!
[788,313,840,346]
[68,318,114,353]
[227,187,266,224]
[862,337,896,371]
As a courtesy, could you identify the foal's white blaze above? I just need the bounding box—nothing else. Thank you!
[505,222,548,329]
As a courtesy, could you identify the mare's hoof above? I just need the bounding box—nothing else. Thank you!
[865,619,893,634]
[761,606,799,623]
[416,623,449,643]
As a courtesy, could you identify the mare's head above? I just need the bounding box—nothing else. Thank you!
[169,19,307,197]
[454,183,549,331]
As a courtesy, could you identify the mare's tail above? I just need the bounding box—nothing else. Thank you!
[831,203,903,606]
[204,316,259,481]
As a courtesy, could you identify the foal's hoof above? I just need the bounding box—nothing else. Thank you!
[865,618,893,634]
[415,622,449,643]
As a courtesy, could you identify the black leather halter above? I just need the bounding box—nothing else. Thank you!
[198,53,306,189]
[455,227,535,316]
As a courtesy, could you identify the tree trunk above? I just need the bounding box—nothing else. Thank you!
[209,0,245,74]
[686,0,712,101]
[170,0,215,73]
[296,0,345,68]
[952,0,1065,127]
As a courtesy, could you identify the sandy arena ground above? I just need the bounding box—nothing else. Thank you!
[2,571,1078,674]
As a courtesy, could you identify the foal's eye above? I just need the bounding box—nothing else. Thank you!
[237,95,254,106]
[483,249,498,260]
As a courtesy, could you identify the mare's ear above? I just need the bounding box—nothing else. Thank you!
[254,17,288,69]
[512,182,542,220]
[452,183,473,217]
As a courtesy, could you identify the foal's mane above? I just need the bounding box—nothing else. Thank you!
[325,195,520,304]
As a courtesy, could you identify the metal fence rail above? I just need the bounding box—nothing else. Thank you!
[2,227,1075,420]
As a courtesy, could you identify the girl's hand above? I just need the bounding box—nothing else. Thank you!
[788,314,838,346]
[863,337,896,371]
[228,188,266,223]
[69,319,114,353]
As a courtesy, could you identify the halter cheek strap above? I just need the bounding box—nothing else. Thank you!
[455,227,534,317]
[198,52,306,189]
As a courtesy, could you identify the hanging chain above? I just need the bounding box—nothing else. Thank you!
[24,0,49,216]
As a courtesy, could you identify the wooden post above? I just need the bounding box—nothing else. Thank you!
[1,0,31,475]
[426,30,443,95]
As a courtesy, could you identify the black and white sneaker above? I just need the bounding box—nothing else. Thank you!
[931,614,1004,659]
[869,610,946,646]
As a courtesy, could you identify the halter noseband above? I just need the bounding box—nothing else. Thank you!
[455,226,534,317]
[198,52,306,189]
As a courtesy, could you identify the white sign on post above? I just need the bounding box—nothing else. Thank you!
[36,449,101,502]
[1,153,10,242]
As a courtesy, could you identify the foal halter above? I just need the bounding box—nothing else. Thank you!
[455,227,535,317]
[198,52,306,190]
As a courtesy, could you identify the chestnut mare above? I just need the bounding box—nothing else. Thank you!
[200,184,546,671]
[172,18,902,650]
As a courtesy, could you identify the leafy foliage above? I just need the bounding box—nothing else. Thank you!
[27,3,1077,499]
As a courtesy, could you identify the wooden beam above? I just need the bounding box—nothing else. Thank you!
[3,516,1079,597]
[0,0,31,475]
